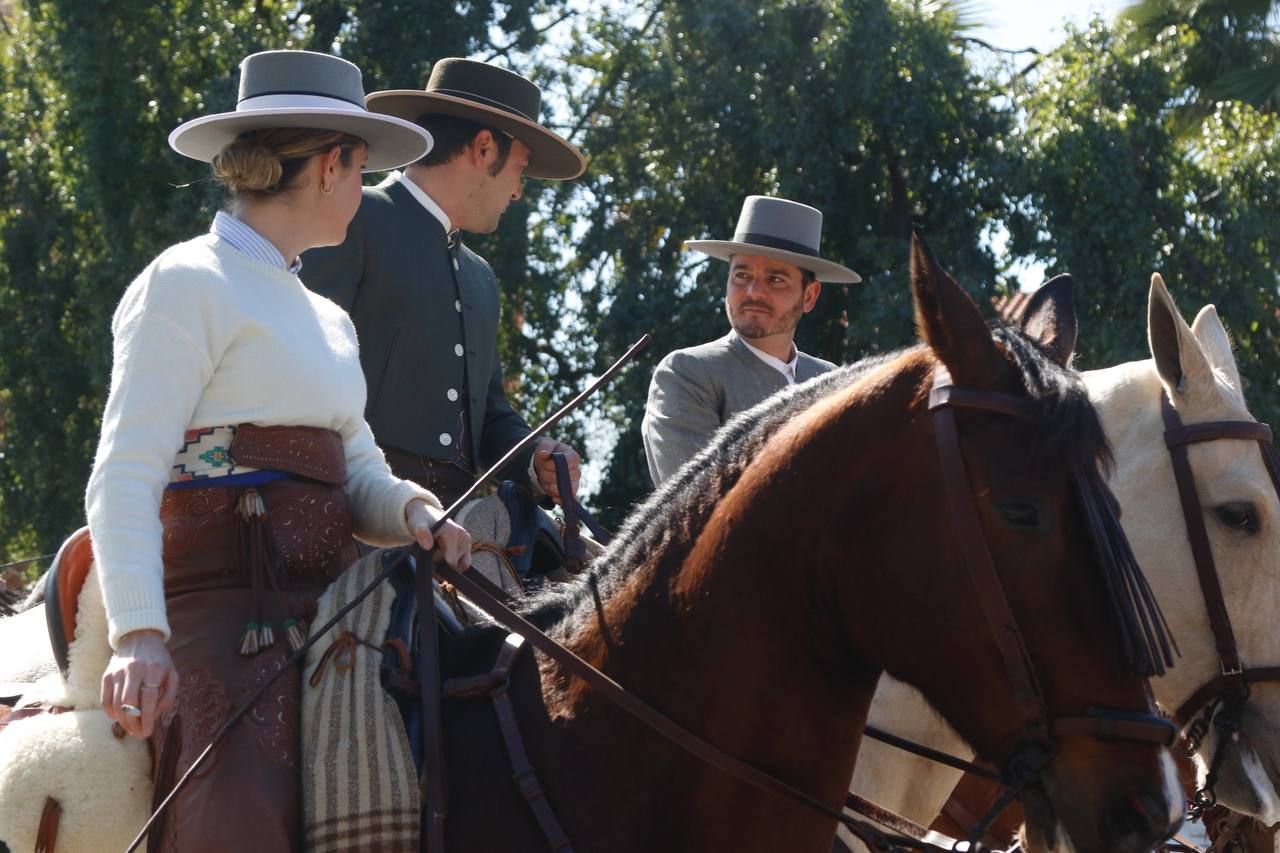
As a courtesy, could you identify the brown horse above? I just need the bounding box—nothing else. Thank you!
[431,235,1181,852]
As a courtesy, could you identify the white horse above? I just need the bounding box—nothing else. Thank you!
[847,275,1280,848]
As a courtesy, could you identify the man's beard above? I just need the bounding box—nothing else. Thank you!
[728,296,805,340]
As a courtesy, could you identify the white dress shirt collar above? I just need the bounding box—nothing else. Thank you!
[383,171,452,233]
[738,335,799,384]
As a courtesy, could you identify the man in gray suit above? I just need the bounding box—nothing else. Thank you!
[642,195,861,486]
[302,59,586,505]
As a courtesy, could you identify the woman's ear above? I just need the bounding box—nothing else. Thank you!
[318,145,344,191]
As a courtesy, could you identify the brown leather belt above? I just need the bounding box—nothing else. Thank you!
[228,423,346,484]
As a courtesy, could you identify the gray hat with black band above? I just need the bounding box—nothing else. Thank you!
[686,195,861,284]
[367,58,586,181]
[168,50,433,172]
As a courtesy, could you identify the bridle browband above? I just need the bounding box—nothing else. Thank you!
[1160,392,1280,819]
[928,368,1177,843]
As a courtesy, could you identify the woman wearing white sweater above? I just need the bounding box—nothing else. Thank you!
[84,50,469,850]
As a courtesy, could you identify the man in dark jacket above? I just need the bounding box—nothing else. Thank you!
[302,58,586,505]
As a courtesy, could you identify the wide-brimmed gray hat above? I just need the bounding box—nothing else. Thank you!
[168,50,433,173]
[686,196,861,284]
[367,58,586,181]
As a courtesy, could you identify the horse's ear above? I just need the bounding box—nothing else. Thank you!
[911,230,1003,385]
[1148,273,1214,398]
[1019,274,1077,367]
[1189,304,1242,392]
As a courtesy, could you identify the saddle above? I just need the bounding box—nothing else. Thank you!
[303,454,610,852]
[0,527,92,707]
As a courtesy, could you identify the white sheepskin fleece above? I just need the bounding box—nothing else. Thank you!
[0,562,153,850]
[0,708,151,851]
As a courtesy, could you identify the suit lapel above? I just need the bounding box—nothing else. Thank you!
[726,332,788,395]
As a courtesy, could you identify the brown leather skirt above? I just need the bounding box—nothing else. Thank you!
[147,431,358,853]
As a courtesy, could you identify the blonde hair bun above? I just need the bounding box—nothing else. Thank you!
[212,138,284,193]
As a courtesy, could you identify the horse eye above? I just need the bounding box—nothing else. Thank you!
[997,499,1041,529]
[1215,502,1259,535]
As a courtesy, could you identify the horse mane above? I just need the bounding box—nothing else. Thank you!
[521,350,900,637]
[520,322,1115,645]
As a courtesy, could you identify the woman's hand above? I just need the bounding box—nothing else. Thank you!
[406,498,472,571]
[101,629,179,739]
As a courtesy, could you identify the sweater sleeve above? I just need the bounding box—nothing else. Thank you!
[341,412,442,546]
[85,260,217,648]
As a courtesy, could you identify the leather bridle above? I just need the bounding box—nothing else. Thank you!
[1161,392,1280,819]
[928,370,1177,843]
[437,368,1179,853]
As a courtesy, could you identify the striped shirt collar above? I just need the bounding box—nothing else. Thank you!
[210,211,300,274]
[383,171,452,234]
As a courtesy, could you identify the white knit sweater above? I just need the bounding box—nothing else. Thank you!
[86,234,438,647]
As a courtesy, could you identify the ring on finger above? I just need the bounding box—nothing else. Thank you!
[141,682,162,690]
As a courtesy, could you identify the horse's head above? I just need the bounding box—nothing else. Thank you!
[1084,275,1280,824]
[838,234,1181,851]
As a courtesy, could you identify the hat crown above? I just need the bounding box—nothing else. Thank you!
[732,196,824,256]
[238,50,367,109]
[424,58,542,123]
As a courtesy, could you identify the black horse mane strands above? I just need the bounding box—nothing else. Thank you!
[520,354,895,637]
[988,323,1115,477]
[991,322,1175,676]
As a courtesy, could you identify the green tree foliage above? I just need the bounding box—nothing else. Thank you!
[1003,20,1280,421]
[565,0,1013,521]
[1125,0,1280,116]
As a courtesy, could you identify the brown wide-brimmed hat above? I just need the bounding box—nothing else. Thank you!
[168,50,433,173]
[367,58,586,181]
[685,195,861,284]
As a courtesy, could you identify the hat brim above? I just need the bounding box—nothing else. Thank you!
[685,240,862,284]
[168,108,433,173]
[366,91,586,181]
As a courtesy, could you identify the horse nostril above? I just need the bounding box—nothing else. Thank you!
[1100,792,1179,852]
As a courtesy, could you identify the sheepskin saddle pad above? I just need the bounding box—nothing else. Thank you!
[0,548,152,853]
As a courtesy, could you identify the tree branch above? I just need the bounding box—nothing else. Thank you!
[568,0,665,143]
[481,10,575,62]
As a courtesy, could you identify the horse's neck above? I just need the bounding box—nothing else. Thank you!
[533,389,911,847]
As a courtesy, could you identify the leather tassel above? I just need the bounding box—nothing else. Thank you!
[284,618,307,653]
[239,622,261,657]
[35,796,61,853]
[236,488,266,520]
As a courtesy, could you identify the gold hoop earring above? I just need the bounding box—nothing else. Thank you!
[320,181,333,195]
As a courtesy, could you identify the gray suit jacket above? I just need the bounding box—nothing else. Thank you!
[641,331,835,486]
[299,181,535,485]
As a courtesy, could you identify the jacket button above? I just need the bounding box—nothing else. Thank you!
[439,433,452,447]
[455,299,462,312]
[447,389,459,402]
[454,344,464,357]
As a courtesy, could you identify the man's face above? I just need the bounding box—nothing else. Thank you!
[472,135,531,233]
[724,254,821,342]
